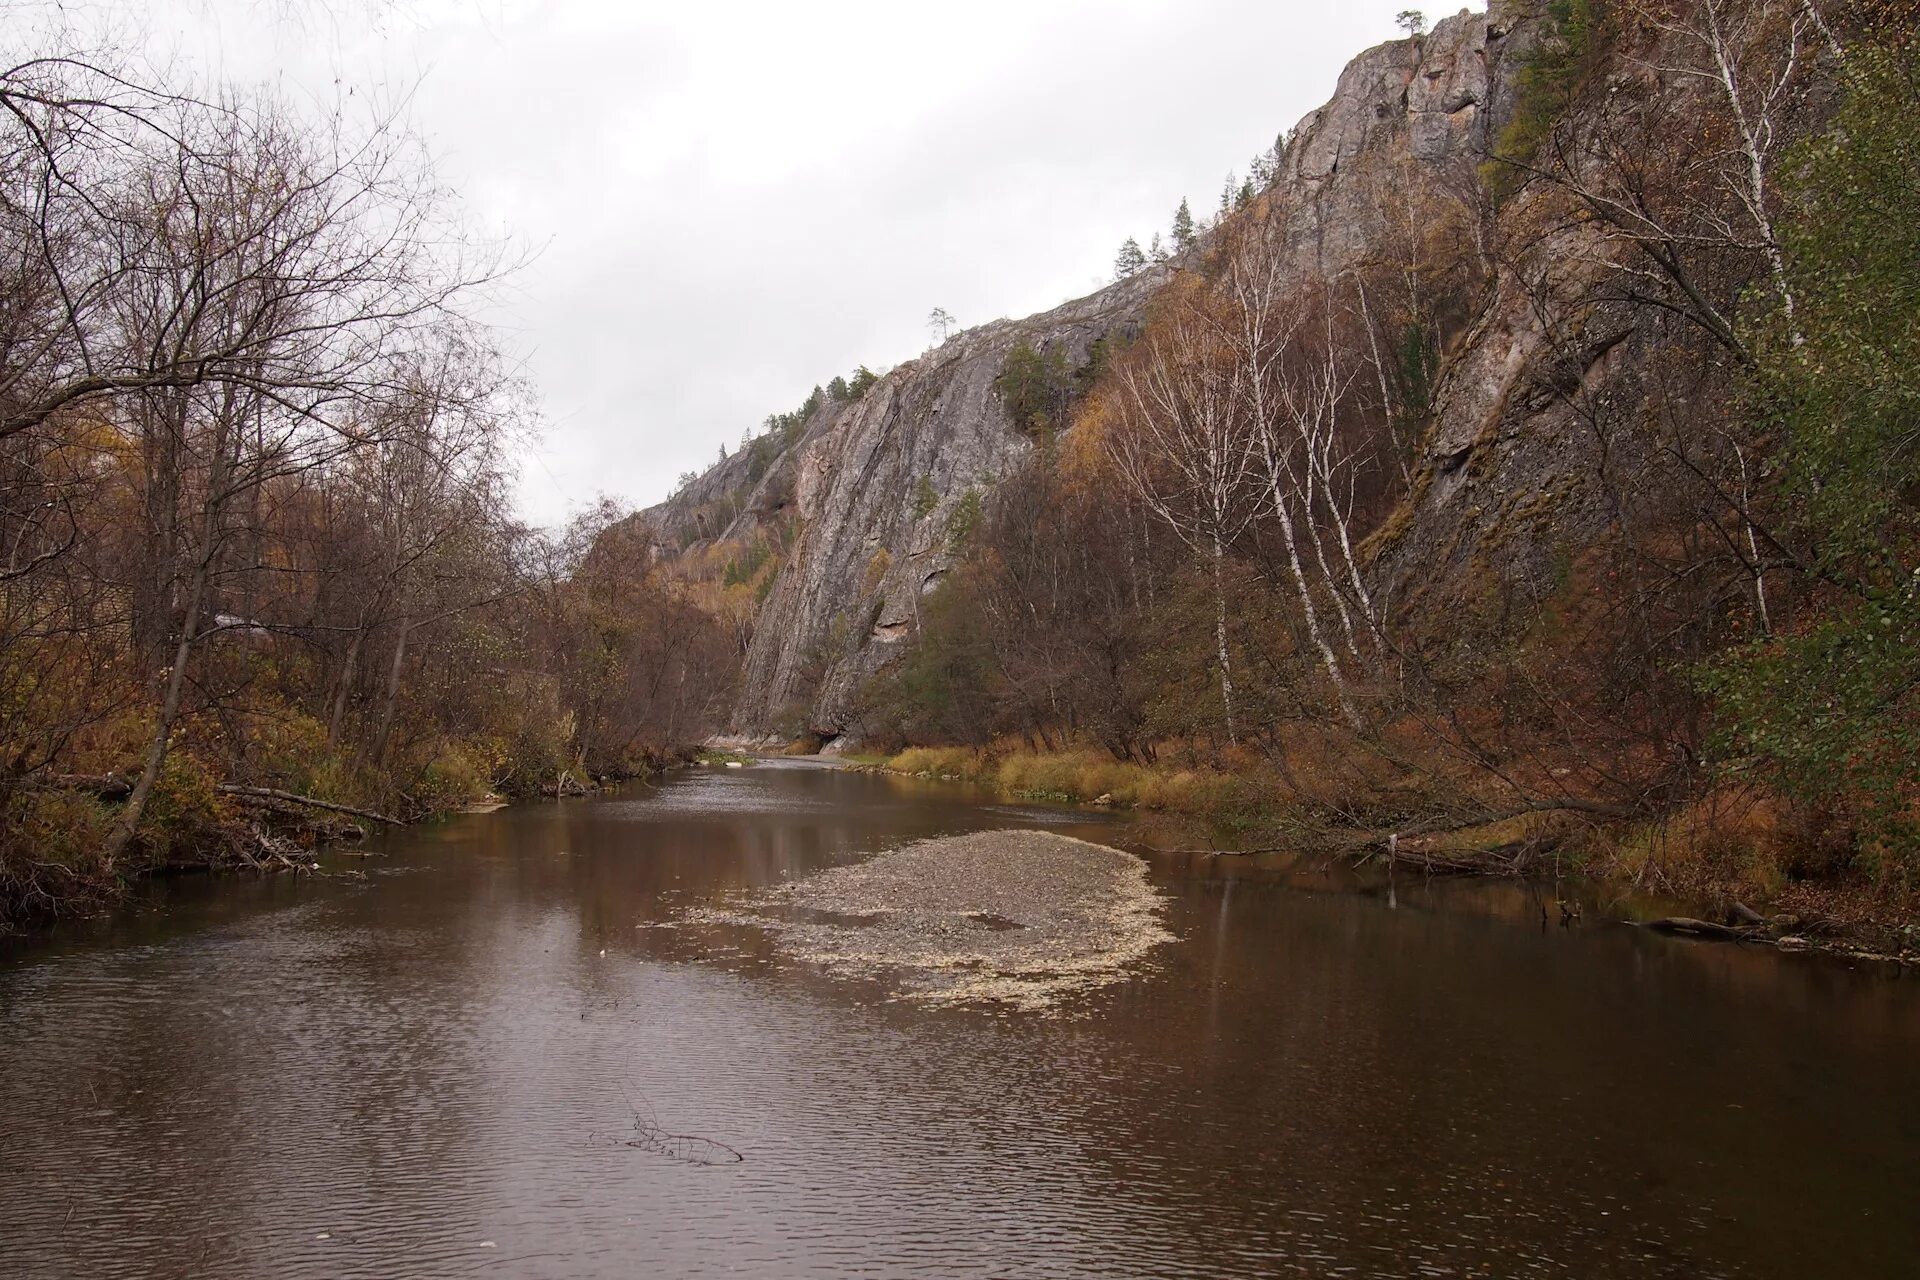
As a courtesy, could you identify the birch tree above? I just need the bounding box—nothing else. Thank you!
[1107,310,1260,743]
[1214,235,1386,727]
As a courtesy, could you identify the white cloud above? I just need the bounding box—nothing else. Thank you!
[147,0,1471,523]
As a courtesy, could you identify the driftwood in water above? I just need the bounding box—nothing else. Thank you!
[1149,844,1291,858]
[1157,833,1563,877]
[1155,799,1625,870]
[1637,916,1771,942]
[215,785,404,827]
[628,1118,744,1166]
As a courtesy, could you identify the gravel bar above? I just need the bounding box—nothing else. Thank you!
[688,830,1172,1013]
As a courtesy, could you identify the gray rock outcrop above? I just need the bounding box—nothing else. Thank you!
[643,267,1169,740]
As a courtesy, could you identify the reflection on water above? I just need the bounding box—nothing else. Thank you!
[1,761,1916,1278]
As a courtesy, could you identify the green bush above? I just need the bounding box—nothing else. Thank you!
[138,751,233,866]
[1486,0,1603,195]
[1700,40,1920,880]
[413,738,498,814]
[911,475,939,520]
[0,790,116,926]
[993,341,1076,435]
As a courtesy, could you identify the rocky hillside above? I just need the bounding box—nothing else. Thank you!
[645,2,1543,743]
[642,263,1172,741]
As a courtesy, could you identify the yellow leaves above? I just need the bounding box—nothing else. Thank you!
[863,548,892,596]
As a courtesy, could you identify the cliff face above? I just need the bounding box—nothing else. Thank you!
[647,3,1550,742]
[643,267,1170,739]
[746,273,1174,737]
[1363,4,1708,631]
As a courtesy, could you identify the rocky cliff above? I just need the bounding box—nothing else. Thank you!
[645,264,1169,740]
[646,2,1549,743]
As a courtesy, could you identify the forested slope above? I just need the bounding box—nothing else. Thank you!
[652,0,1920,920]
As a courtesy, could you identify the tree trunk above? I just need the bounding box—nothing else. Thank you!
[103,529,214,867]
[327,625,365,748]
[373,618,411,763]
[1259,443,1359,729]
[104,390,238,867]
[1210,534,1238,744]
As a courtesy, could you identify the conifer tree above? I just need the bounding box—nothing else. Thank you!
[1171,198,1196,251]
[1114,236,1147,279]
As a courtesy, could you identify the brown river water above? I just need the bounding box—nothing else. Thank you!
[1,759,1916,1278]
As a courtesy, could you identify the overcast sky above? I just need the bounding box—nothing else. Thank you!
[154,0,1466,524]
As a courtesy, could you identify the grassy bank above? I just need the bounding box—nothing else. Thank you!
[883,746,1264,820]
[871,745,1919,956]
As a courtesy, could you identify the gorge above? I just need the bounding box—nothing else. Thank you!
[634,0,1920,941]
[3,2,1918,1275]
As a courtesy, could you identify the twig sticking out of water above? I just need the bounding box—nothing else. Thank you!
[627,1119,743,1166]
[615,1085,743,1165]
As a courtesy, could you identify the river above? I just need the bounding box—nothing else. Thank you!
[1,759,1915,1278]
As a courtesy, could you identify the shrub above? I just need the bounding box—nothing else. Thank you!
[237,707,334,798]
[137,750,233,867]
[0,790,116,926]
[413,738,498,814]
[1699,39,1920,884]
[1485,0,1605,196]
[863,548,893,595]
[911,475,939,520]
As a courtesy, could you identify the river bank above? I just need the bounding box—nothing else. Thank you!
[851,745,1920,966]
[0,746,704,936]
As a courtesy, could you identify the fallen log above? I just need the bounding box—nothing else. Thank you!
[1377,846,1502,875]
[1146,844,1292,857]
[32,773,133,800]
[1636,916,1769,942]
[1148,798,1624,872]
[216,785,404,827]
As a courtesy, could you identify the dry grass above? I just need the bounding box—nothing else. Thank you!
[1583,785,1907,909]
[885,746,1252,817]
[886,746,1920,937]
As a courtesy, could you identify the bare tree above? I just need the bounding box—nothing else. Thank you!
[1634,0,1815,337]
[1213,238,1374,726]
[1504,0,1823,364]
[926,307,956,346]
[1107,308,1260,742]
[92,86,505,863]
